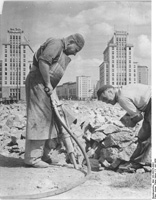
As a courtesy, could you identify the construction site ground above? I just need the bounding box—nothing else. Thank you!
[0,101,152,199]
[0,151,151,200]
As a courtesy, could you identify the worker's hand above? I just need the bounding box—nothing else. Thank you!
[131,113,143,124]
[120,113,136,128]
[52,98,59,107]
[50,93,61,107]
[44,84,53,96]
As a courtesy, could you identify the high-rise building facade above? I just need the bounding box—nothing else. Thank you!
[100,31,137,87]
[76,76,92,100]
[99,62,105,87]
[2,28,34,100]
[137,65,148,85]
[133,62,138,83]
[0,60,2,98]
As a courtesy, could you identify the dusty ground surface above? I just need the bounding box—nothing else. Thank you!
[0,101,151,199]
[0,148,151,200]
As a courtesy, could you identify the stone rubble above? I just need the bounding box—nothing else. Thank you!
[0,100,151,173]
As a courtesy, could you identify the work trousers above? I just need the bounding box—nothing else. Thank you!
[138,98,151,141]
[131,98,151,163]
[24,105,75,165]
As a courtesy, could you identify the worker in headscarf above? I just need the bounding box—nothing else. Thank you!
[24,33,85,168]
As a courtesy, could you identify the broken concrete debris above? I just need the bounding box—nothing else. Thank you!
[0,101,151,173]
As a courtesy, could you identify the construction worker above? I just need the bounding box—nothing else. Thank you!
[97,84,151,164]
[24,33,85,168]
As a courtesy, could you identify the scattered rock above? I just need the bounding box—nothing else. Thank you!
[118,143,137,161]
[5,115,15,128]
[0,101,151,173]
[143,166,151,172]
[103,124,120,135]
[0,130,4,136]
[99,159,111,168]
[88,158,100,171]
[91,131,106,142]
[109,159,121,169]
[136,168,145,173]
[100,147,119,163]
[118,161,143,173]
[10,136,18,145]
[103,131,136,148]
[1,125,10,134]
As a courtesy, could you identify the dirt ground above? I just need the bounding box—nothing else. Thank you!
[0,150,151,200]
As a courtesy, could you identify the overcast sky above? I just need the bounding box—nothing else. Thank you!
[0,0,151,84]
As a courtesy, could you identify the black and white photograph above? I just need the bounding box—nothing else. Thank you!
[0,0,153,199]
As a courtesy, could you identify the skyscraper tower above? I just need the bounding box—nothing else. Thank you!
[137,65,148,85]
[76,76,92,100]
[2,28,34,100]
[99,31,137,87]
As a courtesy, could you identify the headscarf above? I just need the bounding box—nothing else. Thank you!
[71,33,85,50]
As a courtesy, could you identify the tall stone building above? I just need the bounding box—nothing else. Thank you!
[76,76,92,100]
[2,28,34,100]
[137,65,148,85]
[99,31,137,87]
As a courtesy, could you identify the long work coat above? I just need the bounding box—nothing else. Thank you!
[26,50,75,140]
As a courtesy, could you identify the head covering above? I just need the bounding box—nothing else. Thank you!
[71,33,85,50]
[97,85,114,100]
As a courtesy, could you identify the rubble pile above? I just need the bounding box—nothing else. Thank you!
[65,100,151,173]
[0,100,151,173]
[0,103,26,155]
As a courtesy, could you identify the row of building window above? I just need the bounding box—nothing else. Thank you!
[116,38,127,42]
[5,63,26,67]
[5,45,25,49]
[10,35,21,39]
[10,42,21,46]
[112,46,131,51]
